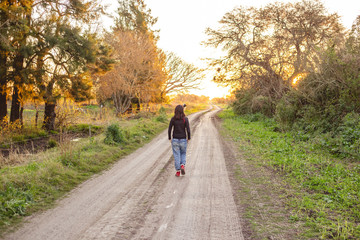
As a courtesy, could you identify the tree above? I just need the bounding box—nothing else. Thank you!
[27,0,109,130]
[114,0,157,36]
[0,6,9,121]
[205,0,344,114]
[0,0,34,123]
[97,0,165,114]
[0,1,111,129]
[161,52,203,100]
[98,30,164,115]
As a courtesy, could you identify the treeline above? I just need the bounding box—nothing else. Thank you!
[205,0,360,158]
[0,0,203,131]
[172,94,209,105]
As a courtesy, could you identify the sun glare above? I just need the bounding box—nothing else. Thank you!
[190,81,231,99]
[292,73,308,85]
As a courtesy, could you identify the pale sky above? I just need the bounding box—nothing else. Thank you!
[101,0,360,98]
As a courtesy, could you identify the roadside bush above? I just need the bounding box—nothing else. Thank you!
[55,101,85,130]
[315,112,360,159]
[274,92,299,131]
[232,89,256,115]
[250,95,274,117]
[47,139,57,148]
[275,41,360,133]
[104,124,125,145]
[159,106,166,115]
[0,119,22,144]
[232,89,276,117]
[155,106,167,123]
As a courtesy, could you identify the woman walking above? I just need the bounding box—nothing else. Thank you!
[168,105,191,177]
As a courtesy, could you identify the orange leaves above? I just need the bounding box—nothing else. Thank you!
[98,29,165,113]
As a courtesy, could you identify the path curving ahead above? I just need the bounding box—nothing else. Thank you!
[4,106,244,240]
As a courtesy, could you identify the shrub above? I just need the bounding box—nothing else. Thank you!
[232,88,256,115]
[326,112,360,159]
[250,95,274,117]
[159,106,166,115]
[274,95,299,131]
[47,138,57,148]
[155,114,167,123]
[104,124,125,145]
[155,107,168,123]
[232,89,276,117]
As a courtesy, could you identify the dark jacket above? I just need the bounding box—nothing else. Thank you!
[168,117,191,140]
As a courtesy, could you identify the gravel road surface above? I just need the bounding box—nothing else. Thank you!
[4,107,244,240]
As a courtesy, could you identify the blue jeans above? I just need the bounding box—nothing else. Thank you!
[171,138,187,171]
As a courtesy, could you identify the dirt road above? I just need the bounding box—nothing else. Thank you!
[4,107,244,240]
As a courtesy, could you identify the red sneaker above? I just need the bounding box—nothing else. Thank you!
[181,165,185,175]
[175,171,180,177]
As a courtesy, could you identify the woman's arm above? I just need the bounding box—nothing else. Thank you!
[168,118,173,140]
[185,118,191,140]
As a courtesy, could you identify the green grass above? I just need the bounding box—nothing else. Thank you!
[218,109,360,239]
[0,126,49,147]
[67,123,103,135]
[0,116,168,234]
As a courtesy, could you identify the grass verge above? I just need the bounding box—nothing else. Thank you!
[0,116,168,234]
[218,109,360,239]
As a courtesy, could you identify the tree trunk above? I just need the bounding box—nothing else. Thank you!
[10,48,25,123]
[112,92,132,115]
[0,2,8,122]
[0,90,6,122]
[42,76,56,131]
[20,104,24,128]
[34,103,39,127]
[10,85,20,123]
[43,102,56,131]
[35,109,39,127]
[0,52,6,121]
[0,75,6,122]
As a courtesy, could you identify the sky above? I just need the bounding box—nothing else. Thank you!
[101,0,360,99]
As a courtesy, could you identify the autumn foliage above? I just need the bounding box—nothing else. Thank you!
[0,0,202,131]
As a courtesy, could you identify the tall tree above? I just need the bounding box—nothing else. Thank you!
[161,52,203,100]
[26,0,110,130]
[0,8,9,121]
[9,0,33,123]
[97,0,165,114]
[98,30,164,115]
[114,0,157,36]
[1,0,111,128]
[0,0,32,122]
[205,0,344,113]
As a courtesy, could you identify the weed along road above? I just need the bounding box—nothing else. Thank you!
[4,107,244,240]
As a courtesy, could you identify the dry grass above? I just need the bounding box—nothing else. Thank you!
[0,149,32,168]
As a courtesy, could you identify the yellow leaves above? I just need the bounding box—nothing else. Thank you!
[0,116,22,143]
[99,30,165,101]
[55,100,86,129]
